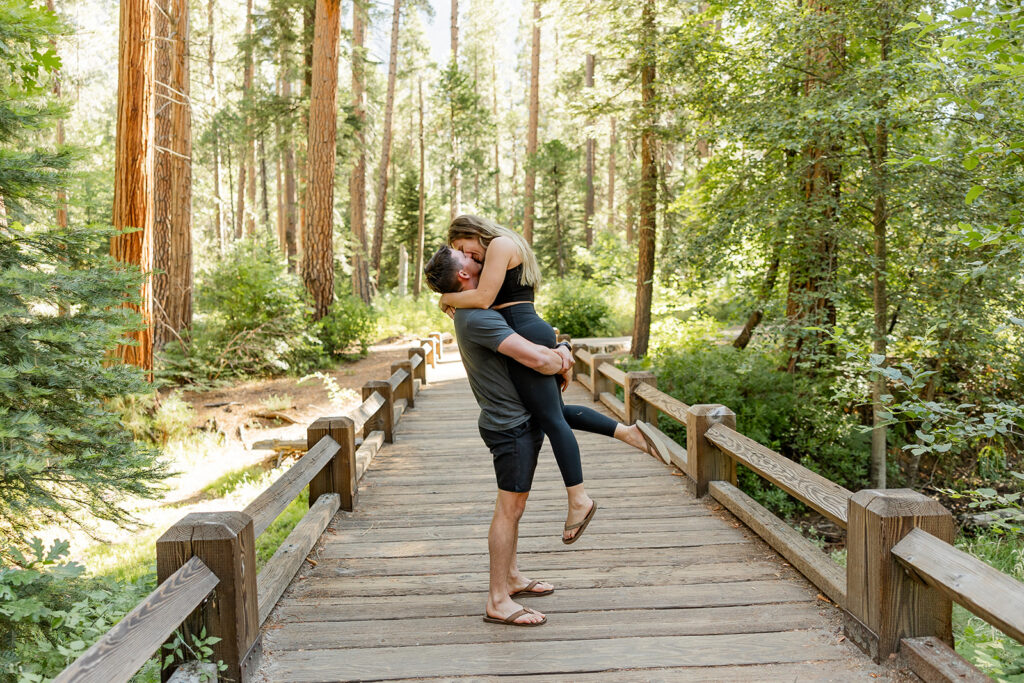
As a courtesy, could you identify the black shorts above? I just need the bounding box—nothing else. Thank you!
[479,419,544,493]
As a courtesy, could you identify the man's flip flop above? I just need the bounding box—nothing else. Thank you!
[636,421,671,465]
[482,608,547,626]
[562,501,597,545]
[510,580,554,598]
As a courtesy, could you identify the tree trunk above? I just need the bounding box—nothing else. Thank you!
[785,0,844,372]
[870,25,892,489]
[302,0,342,320]
[414,77,426,298]
[282,75,298,272]
[584,53,595,247]
[152,0,192,351]
[349,0,371,302]
[491,46,500,213]
[370,0,402,281]
[448,0,460,222]
[554,174,565,276]
[523,0,541,244]
[631,0,656,359]
[607,116,616,232]
[44,0,68,229]
[206,0,223,252]
[112,0,154,371]
[733,252,780,349]
[235,0,254,238]
[259,134,270,228]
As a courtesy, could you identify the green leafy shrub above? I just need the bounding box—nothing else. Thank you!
[538,277,612,338]
[159,238,324,383]
[0,539,150,682]
[317,295,376,358]
[372,291,450,340]
[625,344,869,509]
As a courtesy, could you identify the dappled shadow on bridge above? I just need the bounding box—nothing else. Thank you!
[257,348,889,681]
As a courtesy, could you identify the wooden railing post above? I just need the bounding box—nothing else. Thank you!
[686,404,737,497]
[391,359,415,408]
[429,331,443,360]
[306,416,357,511]
[590,353,614,402]
[419,338,436,368]
[363,379,395,443]
[844,489,955,662]
[625,371,657,426]
[156,512,260,682]
[408,347,428,384]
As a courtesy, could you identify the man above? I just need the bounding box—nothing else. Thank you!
[424,245,574,627]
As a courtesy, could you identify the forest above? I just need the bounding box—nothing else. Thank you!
[1,0,1022,679]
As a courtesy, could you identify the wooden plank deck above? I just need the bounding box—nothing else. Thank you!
[257,349,893,681]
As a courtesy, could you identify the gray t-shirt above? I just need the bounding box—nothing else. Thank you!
[453,308,530,432]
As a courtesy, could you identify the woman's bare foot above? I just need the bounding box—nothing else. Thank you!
[485,597,546,624]
[616,423,650,454]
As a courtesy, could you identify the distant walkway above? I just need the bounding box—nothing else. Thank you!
[258,349,890,681]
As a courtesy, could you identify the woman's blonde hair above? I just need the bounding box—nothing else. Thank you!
[447,214,542,287]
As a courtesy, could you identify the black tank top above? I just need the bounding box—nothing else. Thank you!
[492,264,534,306]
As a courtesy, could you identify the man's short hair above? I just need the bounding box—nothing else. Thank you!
[424,245,461,294]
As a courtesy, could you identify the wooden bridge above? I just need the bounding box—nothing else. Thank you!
[59,334,1024,682]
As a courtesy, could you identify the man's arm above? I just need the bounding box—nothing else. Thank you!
[496,333,563,375]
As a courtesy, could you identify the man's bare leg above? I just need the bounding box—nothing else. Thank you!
[507,513,553,595]
[487,490,545,623]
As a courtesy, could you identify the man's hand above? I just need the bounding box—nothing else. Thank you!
[558,368,571,392]
[554,345,574,374]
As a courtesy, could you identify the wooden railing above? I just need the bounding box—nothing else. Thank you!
[570,338,1023,682]
[56,334,443,683]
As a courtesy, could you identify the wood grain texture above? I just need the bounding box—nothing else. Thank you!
[901,636,988,682]
[634,381,690,426]
[845,489,954,661]
[590,353,616,401]
[688,405,737,497]
[307,418,355,511]
[54,558,217,683]
[706,422,851,525]
[624,371,657,426]
[244,436,339,537]
[709,481,845,605]
[577,373,593,392]
[255,347,886,681]
[893,528,1024,644]
[597,362,626,387]
[598,391,626,420]
[257,493,340,625]
[348,391,384,434]
[387,367,409,393]
[362,380,394,442]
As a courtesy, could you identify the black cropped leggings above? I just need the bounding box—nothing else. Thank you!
[497,304,618,487]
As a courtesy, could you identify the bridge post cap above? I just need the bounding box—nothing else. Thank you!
[364,379,391,389]
[408,346,425,355]
[626,370,656,379]
[309,415,355,428]
[688,404,736,419]
[158,511,253,544]
[850,488,950,517]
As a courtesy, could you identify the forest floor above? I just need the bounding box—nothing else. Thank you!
[59,336,441,579]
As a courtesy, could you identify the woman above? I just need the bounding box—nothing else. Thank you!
[438,214,658,543]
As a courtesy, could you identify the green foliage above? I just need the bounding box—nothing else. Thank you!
[531,139,582,277]
[1,222,168,550]
[317,295,376,358]
[372,291,450,340]
[160,238,323,383]
[162,627,225,680]
[628,342,870,501]
[0,538,149,683]
[538,277,612,338]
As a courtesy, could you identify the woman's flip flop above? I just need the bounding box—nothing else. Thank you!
[562,501,597,545]
[482,608,547,626]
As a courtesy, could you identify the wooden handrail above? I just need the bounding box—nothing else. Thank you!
[388,367,409,392]
[349,391,386,434]
[704,423,852,527]
[243,435,340,537]
[54,557,218,683]
[633,382,691,425]
[574,347,594,366]
[892,527,1024,644]
[597,362,627,387]
[257,493,341,625]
